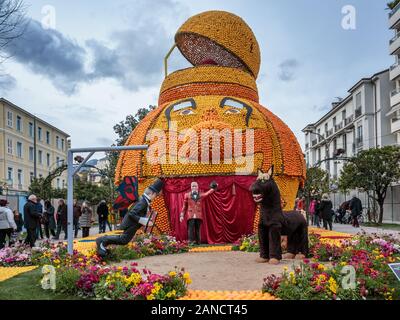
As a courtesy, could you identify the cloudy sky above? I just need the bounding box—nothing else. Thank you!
[0,0,393,157]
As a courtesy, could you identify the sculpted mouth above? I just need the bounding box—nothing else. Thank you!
[253,194,263,203]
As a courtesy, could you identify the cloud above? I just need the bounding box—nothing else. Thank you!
[0,74,16,91]
[5,19,87,95]
[278,59,300,82]
[4,0,189,95]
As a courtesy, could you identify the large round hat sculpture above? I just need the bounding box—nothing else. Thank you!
[115,11,306,244]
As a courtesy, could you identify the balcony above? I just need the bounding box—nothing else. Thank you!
[390,32,400,55]
[391,88,400,107]
[326,128,334,137]
[391,117,400,133]
[318,134,325,143]
[335,122,343,132]
[312,139,317,146]
[355,107,362,118]
[390,62,400,80]
[389,2,400,29]
[344,115,354,127]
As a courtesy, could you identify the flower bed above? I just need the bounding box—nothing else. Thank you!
[232,234,259,252]
[263,233,400,300]
[57,263,190,300]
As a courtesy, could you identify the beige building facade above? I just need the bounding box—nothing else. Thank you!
[0,98,69,195]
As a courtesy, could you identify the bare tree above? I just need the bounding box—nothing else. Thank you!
[0,0,27,61]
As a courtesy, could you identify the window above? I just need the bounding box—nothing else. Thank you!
[343,134,347,152]
[56,156,60,167]
[324,123,328,133]
[46,131,50,144]
[38,127,42,141]
[56,136,60,149]
[61,138,65,150]
[38,150,43,164]
[57,178,60,189]
[29,147,34,161]
[7,111,13,127]
[357,125,363,145]
[62,180,65,188]
[16,116,22,132]
[30,172,34,183]
[17,142,22,158]
[7,167,13,183]
[29,122,34,137]
[333,139,337,152]
[317,148,321,162]
[47,153,51,166]
[17,169,22,186]
[356,92,362,109]
[342,110,346,121]
[7,138,13,154]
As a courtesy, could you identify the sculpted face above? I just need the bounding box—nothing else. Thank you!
[144,95,269,177]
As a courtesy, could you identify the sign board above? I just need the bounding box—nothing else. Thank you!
[388,263,400,281]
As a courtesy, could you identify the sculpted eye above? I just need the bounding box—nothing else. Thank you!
[224,108,241,115]
[180,109,195,115]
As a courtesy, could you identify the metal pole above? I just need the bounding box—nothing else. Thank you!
[67,150,74,254]
[33,117,37,178]
[66,145,148,254]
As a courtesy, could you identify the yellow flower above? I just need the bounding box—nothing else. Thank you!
[183,272,192,285]
[146,294,155,300]
[166,290,177,298]
[125,273,142,287]
[169,271,177,277]
[317,264,325,271]
[53,259,60,265]
[328,277,338,294]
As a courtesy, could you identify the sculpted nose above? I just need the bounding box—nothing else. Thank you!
[201,108,220,121]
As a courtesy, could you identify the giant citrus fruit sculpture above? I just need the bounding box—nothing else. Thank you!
[115,11,306,244]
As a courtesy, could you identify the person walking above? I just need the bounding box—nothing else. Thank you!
[349,195,363,228]
[35,197,44,240]
[43,200,56,238]
[179,181,217,245]
[308,198,317,226]
[96,179,163,257]
[24,195,41,247]
[54,199,68,240]
[97,200,109,233]
[80,201,93,238]
[73,199,82,238]
[314,198,322,227]
[13,210,24,233]
[0,199,17,249]
[318,194,333,231]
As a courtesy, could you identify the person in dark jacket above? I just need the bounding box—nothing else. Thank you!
[43,200,56,238]
[349,195,362,228]
[73,199,82,238]
[24,195,41,247]
[97,200,109,233]
[54,199,68,240]
[318,194,333,231]
[13,210,24,233]
[35,198,44,240]
[96,179,163,257]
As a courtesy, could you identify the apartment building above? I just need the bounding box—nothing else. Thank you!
[0,98,70,195]
[302,70,400,222]
[389,2,400,147]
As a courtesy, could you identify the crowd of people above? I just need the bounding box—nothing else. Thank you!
[295,194,364,231]
[0,195,116,249]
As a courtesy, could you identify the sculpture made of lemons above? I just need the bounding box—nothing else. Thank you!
[115,11,306,235]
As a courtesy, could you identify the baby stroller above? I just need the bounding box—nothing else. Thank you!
[342,210,352,224]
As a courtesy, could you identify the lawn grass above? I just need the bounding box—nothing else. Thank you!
[361,222,400,231]
[0,268,80,300]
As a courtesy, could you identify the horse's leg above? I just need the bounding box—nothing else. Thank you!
[283,231,296,259]
[294,224,309,259]
[268,224,282,264]
[256,223,269,262]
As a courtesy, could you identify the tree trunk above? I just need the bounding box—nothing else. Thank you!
[378,199,384,224]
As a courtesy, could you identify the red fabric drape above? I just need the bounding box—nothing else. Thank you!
[163,176,257,244]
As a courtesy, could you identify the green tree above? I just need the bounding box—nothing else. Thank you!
[339,146,400,224]
[28,164,67,199]
[300,167,330,207]
[106,105,156,182]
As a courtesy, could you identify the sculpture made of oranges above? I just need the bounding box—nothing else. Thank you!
[115,11,306,243]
